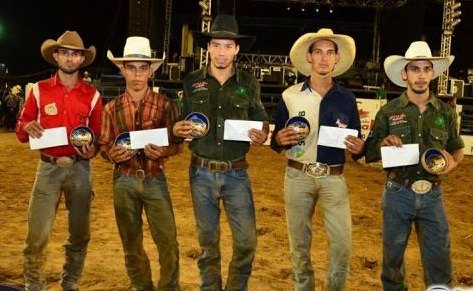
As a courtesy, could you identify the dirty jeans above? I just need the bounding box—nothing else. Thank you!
[113,172,180,291]
[189,166,257,291]
[284,167,352,291]
[381,180,452,291]
[24,160,92,291]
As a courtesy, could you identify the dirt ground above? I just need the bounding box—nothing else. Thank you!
[1,131,472,291]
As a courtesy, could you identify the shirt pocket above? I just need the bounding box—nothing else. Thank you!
[191,92,209,114]
[229,95,250,119]
[429,127,448,148]
[390,125,411,144]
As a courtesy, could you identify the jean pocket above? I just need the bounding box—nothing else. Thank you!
[385,180,403,193]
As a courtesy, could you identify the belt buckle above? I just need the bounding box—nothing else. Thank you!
[208,160,229,172]
[56,156,74,168]
[411,180,432,194]
[136,169,145,180]
[305,162,329,178]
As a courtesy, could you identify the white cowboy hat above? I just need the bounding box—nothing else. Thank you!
[107,36,165,73]
[289,28,356,77]
[384,41,454,88]
[41,31,96,67]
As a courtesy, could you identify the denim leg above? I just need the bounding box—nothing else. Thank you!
[317,176,352,291]
[284,167,317,291]
[142,174,180,291]
[381,181,415,291]
[221,169,257,291]
[113,175,153,291]
[190,166,222,291]
[24,161,63,291]
[414,186,452,288]
[61,160,93,290]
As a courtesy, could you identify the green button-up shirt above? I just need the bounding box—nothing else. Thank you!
[181,66,269,161]
[365,92,464,181]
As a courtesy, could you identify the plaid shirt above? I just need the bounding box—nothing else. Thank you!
[99,89,180,172]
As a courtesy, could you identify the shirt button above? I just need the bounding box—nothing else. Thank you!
[417,171,421,174]
[419,133,422,137]
[218,124,221,127]
[218,106,222,109]
[218,142,222,146]
[219,88,223,91]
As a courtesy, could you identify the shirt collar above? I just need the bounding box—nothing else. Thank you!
[300,76,342,95]
[399,91,440,110]
[201,64,239,82]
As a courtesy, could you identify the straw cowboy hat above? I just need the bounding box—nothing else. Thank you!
[289,28,356,77]
[107,36,164,73]
[192,14,255,50]
[41,31,96,67]
[384,41,454,88]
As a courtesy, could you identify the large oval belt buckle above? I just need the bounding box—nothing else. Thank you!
[305,162,329,178]
[410,180,432,194]
[56,157,74,168]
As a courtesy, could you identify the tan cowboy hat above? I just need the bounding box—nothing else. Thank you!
[384,41,454,88]
[41,31,96,67]
[107,36,164,73]
[192,14,255,51]
[289,28,356,77]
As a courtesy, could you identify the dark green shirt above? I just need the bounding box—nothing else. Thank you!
[181,66,269,161]
[365,92,464,181]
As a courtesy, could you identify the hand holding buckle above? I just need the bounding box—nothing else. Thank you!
[305,162,330,178]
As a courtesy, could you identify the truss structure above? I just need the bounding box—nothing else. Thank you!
[248,0,407,8]
[163,0,173,65]
[199,0,212,68]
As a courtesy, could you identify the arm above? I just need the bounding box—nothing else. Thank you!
[16,87,41,142]
[270,98,298,152]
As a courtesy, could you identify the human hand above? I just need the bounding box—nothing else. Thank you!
[173,120,193,138]
[144,144,166,160]
[249,128,268,145]
[108,145,133,163]
[24,120,44,138]
[436,149,457,175]
[345,135,365,155]
[275,127,300,146]
[75,143,96,159]
[380,134,403,147]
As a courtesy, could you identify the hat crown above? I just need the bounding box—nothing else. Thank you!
[210,14,239,35]
[405,41,433,59]
[57,31,86,50]
[123,36,152,58]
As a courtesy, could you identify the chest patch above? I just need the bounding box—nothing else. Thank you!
[44,102,58,115]
[191,81,208,93]
[388,113,407,126]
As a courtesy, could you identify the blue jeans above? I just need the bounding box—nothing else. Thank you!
[113,172,180,291]
[24,160,93,291]
[189,166,257,291]
[381,180,452,291]
[284,167,352,291]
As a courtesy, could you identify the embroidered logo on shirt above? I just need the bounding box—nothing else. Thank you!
[236,86,247,96]
[434,116,446,128]
[388,113,407,126]
[335,119,348,128]
[44,103,58,115]
[191,81,208,93]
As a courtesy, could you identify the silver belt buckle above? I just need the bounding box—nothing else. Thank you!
[305,162,330,178]
[56,156,74,168]
[411,180,432,194]
[208,160,229,172]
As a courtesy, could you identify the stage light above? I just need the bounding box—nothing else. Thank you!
[450,1,461,27]
[199,1,209,10]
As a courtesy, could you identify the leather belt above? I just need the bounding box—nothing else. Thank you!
[388,173,440,194]
[191,155,248,172]
[40,153,83,167]
[115,164,163,179]
[287,159,343,178]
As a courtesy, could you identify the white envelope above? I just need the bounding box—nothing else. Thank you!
[381,144,420,168]
[29,127,68,150]
[130,128,169,149]
[317,126,359,149]
[224,120,263,142]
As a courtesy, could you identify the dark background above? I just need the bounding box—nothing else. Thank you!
[0,0,472,83]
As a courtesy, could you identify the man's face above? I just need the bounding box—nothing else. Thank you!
[401,60,434,94]
[208,39,240,70]
[53,48,85,74]
[306,39,340,77]
[120,61,152,92]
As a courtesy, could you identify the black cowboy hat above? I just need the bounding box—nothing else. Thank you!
[192,14,256,51]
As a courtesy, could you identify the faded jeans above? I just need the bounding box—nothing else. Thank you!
[284,167,352,291]
[381,180,452,291]
[24,160,93,291]
[189,165,257,291]
[113,172,180,291]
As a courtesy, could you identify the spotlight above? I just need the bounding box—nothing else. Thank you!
[329,8,334,13]
[198,1,209,10]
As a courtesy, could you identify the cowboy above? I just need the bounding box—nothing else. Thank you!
[98,36,181,291]
[16,30,102,291]
[270,28,365,291]
[172,14,269,291]
[365,41,464,290]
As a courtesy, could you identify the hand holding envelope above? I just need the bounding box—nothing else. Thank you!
[317,126,359,149]
[380,144,419,168]
[29,127,69,150]
[224,120,263,142]
[129,128,169,149]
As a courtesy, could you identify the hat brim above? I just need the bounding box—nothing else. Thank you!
[289,32,356,77]
[107,51,164,73]
[40,39,96,68]
[384,55,454,87]
[191,31,256,51]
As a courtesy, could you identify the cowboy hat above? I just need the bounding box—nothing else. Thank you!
[41,31,96,67]
[384,41,454,88]
[192,14,255,51]
[107,36,164,73]
[289,28,356,77]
